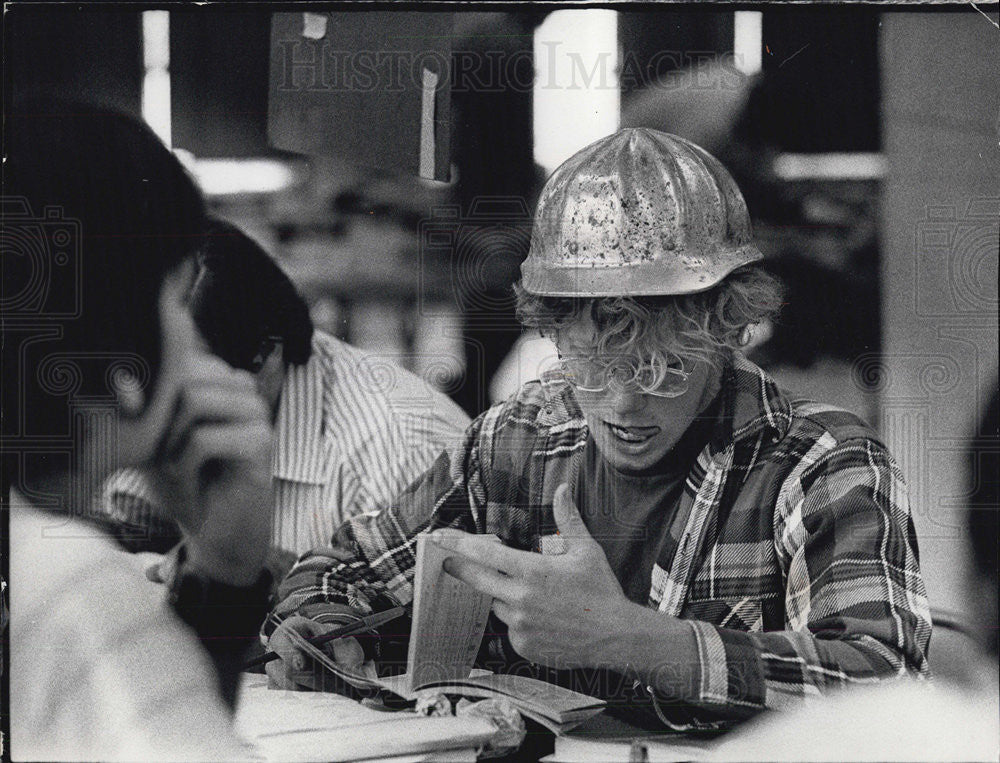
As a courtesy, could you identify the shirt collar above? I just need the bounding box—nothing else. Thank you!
[272,349,330,485]
[719,353,793,447]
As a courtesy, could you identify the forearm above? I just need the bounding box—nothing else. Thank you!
[602,606,916,724]
[173,497,272,709]
[270,551,387,625]
[267,440,484,639]
[266,523,410,631]
[595,605,753,712]
[613,606,701,699]
[169,551,273,710]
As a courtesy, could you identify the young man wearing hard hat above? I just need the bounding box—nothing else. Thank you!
[264,129,931,730]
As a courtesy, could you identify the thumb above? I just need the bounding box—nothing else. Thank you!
[553,483,592,548]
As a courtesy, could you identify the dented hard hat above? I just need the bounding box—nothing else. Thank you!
[520,128,762,297]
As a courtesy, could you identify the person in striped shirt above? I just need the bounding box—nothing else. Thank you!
[101,219,470,580]
[264,130,931,732]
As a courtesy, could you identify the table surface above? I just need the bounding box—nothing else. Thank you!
[234,673,707,762]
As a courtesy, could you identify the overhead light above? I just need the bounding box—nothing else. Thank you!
[188,158,299,196]
[734,12,763,76]
[774,153,887,181]
[141,11,171,148]
[533,10,620,175]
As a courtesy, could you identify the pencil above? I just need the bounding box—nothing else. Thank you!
[244,606,405,670]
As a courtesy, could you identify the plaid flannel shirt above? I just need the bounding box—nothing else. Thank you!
[269,355,931,727]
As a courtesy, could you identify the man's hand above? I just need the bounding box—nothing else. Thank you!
[439,483,638,670]
[265,615,366,691]
[151,355,273,586]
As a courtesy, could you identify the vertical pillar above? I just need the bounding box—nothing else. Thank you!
[879,12,999,621]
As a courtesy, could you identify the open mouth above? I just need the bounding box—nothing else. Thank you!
[604,422,660,444]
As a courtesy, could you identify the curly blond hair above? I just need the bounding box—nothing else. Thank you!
[514,265,783,386]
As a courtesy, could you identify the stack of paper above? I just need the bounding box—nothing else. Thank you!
[235,675,496,762]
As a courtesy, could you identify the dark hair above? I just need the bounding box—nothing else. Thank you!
[2,100,205,485]
[189,219,313,372]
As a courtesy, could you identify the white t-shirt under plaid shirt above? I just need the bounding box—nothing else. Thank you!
[102,330,469,557]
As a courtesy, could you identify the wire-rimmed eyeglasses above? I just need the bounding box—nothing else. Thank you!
[544,355,690,398]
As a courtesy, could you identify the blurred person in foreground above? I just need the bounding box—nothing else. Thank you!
[3,103,270,760]
[263,129,931,731]
[709,389,999,761]
[101,219,469,580]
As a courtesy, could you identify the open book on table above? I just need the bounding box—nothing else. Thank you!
[377,669,606,735]
[300,532,606,734]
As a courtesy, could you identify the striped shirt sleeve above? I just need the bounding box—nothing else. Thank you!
[99,468,182,553]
